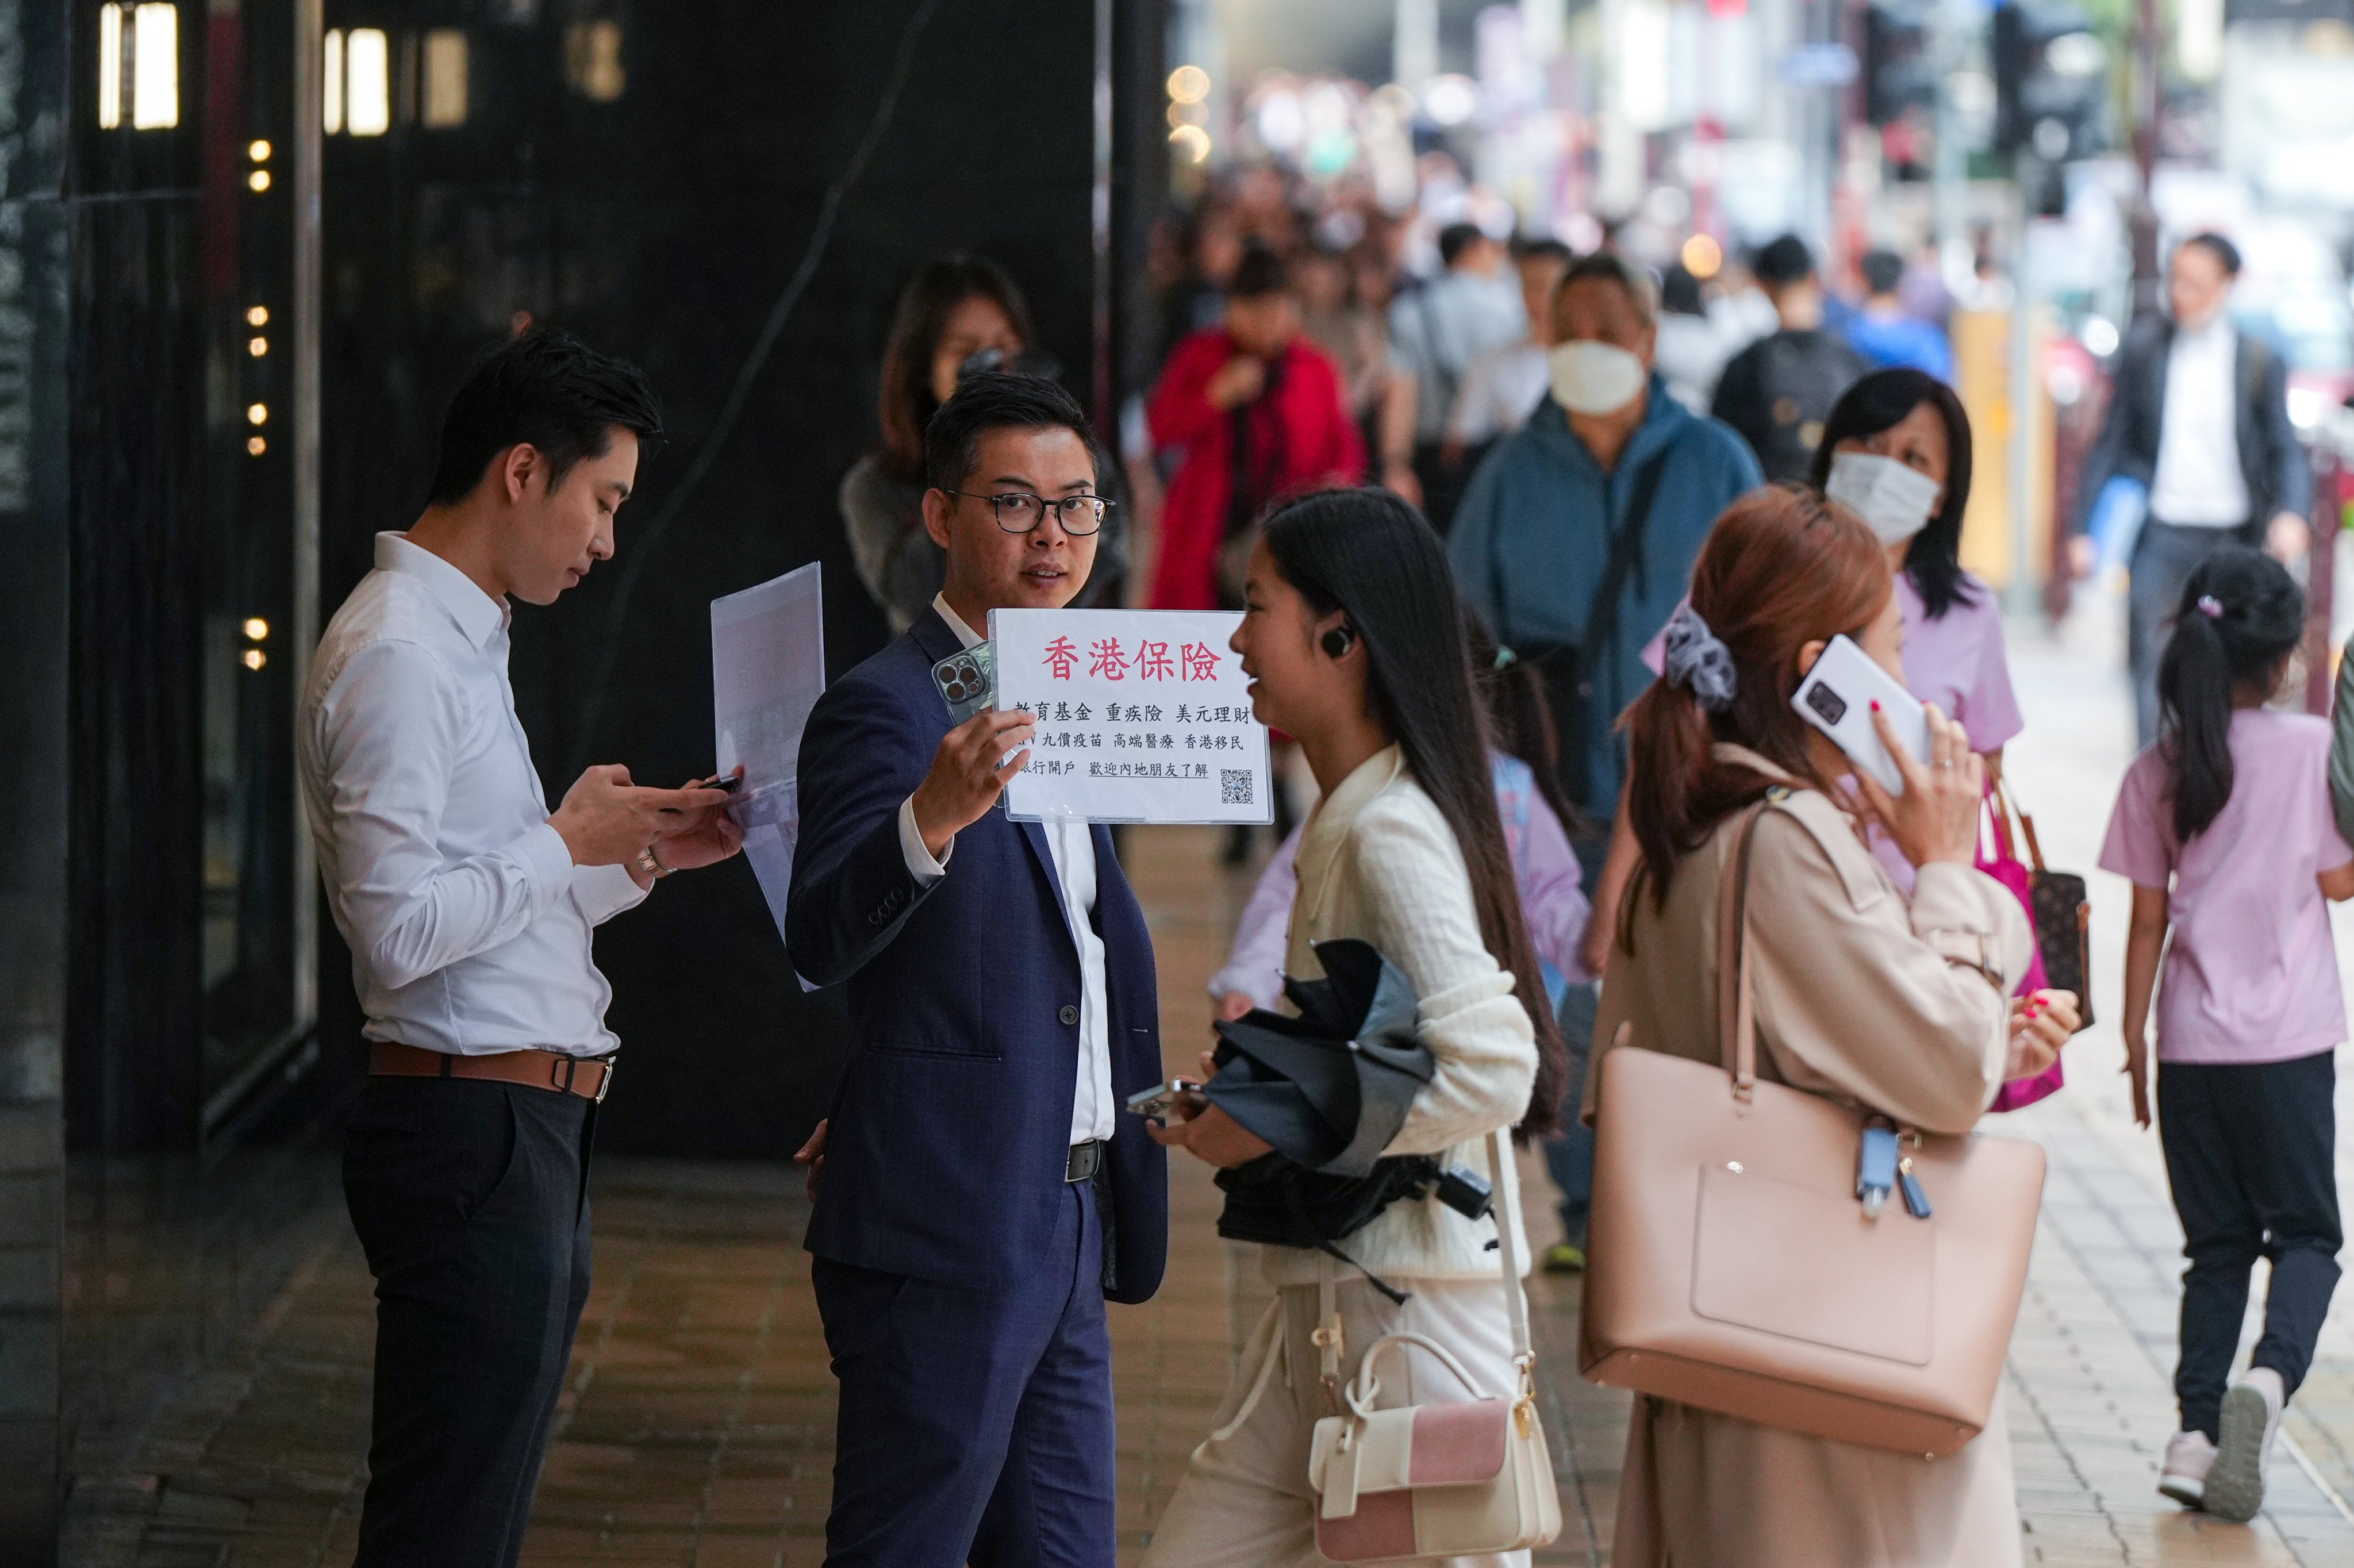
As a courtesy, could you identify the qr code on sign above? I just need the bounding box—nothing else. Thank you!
[1221,769,1254,806]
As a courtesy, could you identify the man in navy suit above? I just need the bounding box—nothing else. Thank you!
[786,372,1168,1567]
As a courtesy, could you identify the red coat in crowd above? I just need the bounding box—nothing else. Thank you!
[1145,329,1366,610]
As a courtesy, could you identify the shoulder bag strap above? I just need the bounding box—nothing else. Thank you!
[1581,439,1676,663]
[1712,796,1779,1100]
[1993,775,2048,874]
[1488,1125,1537,1388]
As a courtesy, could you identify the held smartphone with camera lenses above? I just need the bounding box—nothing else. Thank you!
[1789,634,1930,796]
[1124,1078,1204,1120]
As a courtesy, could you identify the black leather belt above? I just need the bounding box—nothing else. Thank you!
[1065,1140,1105,1183]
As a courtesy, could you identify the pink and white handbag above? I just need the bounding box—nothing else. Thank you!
[1305,1128,1563,1562]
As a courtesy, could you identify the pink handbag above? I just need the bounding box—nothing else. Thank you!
[1977,781,2061,1112]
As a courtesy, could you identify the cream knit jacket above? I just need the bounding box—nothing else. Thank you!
[1258,746,1539,1287]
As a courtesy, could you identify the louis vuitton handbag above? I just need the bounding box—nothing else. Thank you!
[1303,1125,1562,1561]
[1579,795,2046,1458]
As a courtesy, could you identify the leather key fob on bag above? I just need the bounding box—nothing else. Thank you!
[1856,1124,1899,1219]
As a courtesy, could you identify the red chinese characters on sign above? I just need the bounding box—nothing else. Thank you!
[1042,636,1079,681]
[1089,637,1128,680]
[1179,642,1221,681]
[1136,640,1174,681]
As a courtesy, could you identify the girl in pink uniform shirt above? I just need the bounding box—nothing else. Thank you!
[2099,547,2354,1524]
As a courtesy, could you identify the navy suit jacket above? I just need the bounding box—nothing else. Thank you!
[785,608,1169,1303]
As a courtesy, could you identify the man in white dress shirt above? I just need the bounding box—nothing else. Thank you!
[2077,233,2313,743]
[298,330,740,1568]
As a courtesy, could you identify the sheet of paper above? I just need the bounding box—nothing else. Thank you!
[989,608,1273,825]
[712,563,824,947]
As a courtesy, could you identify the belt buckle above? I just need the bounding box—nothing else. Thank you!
[546,1054,614,1103]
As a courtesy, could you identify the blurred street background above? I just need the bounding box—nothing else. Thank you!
[19,0,2354,1562]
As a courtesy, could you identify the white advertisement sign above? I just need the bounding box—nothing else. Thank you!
[989,608,1273,826]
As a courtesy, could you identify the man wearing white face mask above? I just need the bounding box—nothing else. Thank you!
[1451,249,1760,1271]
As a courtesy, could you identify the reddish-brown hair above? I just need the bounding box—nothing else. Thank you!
[1617,485,1892,948]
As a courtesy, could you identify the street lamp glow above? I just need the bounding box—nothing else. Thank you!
[243,617,270,641]
[130,4,178,129]
[322,30,343,133]
[249,138,270,161]
[247,168,270,192]
[247,403,267,426]
[1681,233,1723,279]
[1169,124,1212,165]
[1168,64,1211,105]
[248,336,268,358]
[242,648,267,671]
[347,29,391,136]
[246,436,267,456]
[245,305,268,327]
[97,5,122,128]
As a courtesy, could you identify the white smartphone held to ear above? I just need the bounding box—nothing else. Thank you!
[1789,635,1929,795]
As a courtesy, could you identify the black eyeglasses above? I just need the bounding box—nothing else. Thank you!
[945,490,1113,536]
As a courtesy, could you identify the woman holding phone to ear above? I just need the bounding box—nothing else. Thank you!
[1144,487,1566,1567]
[1592,486,2072,1566]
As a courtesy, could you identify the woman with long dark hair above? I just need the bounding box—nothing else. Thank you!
[1146,488,1564,1567]
[840,255,1036,631]
[1595,486,2071,1566]
[1809,367,2021,887]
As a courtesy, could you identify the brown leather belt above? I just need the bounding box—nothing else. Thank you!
[367,1041,615,1103]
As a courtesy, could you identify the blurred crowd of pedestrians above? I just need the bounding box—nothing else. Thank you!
[812,151,2345,1559]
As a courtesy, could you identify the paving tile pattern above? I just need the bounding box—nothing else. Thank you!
[55,606,2354,1564]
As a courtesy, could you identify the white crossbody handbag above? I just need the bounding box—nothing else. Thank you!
[1304,1127,1563,1561]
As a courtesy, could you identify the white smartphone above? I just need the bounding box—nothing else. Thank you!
[1789,635,1929,795]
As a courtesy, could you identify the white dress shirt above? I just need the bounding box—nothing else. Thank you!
[896,595,1116,1145]
[298,532,648,1057]
[2150,316,2250,528]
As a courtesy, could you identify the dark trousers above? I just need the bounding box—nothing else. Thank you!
[813,1178,1113,1567]
[343,1077,596,1568]
[1543,982,1598,1246]
[1541,827,1612,1246]
[2129,519,2246,747]
[2158,1050,2343,1440]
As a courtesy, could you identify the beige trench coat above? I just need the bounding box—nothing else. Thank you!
[1591,747,2034,1568]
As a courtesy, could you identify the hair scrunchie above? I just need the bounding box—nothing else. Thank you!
[1662,602,1738,713]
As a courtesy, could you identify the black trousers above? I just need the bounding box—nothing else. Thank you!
[2158,1050,2343,1440]
[343,1075,596,1568]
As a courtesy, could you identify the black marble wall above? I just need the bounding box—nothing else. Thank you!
[316,0,1134,1155]
[0,0,76,1550]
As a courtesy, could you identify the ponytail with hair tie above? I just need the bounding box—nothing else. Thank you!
[2159,548,2303,842]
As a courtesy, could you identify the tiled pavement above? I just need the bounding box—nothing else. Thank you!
[58,598,2354,1566]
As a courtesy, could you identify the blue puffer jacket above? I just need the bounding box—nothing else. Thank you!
[1450,378,1762,814]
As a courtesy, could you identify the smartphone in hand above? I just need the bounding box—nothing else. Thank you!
[1790,635,1928,795]
[1125,1077,1204,1121]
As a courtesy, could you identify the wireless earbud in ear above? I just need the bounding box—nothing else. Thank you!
[1321,625,1355,660]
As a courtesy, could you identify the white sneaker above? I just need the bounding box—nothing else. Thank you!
[2160,1429,2217,1507]
[2206,1367,2286,1524]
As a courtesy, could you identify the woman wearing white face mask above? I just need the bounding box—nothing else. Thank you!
[1810,368,2020,891]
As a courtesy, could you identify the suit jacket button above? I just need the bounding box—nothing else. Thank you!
[1059,1004,1080,1027]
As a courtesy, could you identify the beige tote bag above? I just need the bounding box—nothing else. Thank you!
[1580,795,2045,1459]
